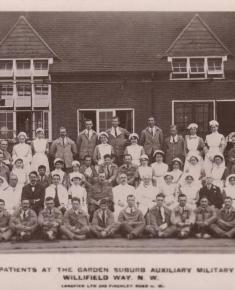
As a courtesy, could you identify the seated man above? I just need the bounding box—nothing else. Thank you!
[38,197,62,241]
[85,171,114,222]
[91,198,119,238]
[45,174,68,215]
[60,197,90,240]
[0,199,13,241]
[194,196,217,239]
[10,199,38,241]
[210,196,235,238]
[118,194,145,240]
[197,176,224,209]
[145,193,176,238]
[117,154,138,186]
[37,165,50,189]
[0,158,10,183]
[98,154,118,186]
[170,194,195,239]
[79,155,98,184]
[21,171,45,215]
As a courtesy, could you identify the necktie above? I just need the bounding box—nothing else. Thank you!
[40,176,43,182]
[54,185,60,207]
[49,209,52,215]
[87,130,90,139]
[115,127,118,137]
[62,137,65,147]
[107,165,111,178]
[102,210,106,227]
[23,210,26,219]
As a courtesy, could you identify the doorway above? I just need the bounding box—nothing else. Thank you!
[217,101,235,136]
[16,111,32,139]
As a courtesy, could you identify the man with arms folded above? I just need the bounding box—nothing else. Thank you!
[91,198,119,238]
[38,197,62,241]
[10,199,37,241]
[210,196,235,238]
[194,196,217,239]
[60,197,90,240]
[0,199,13,241]
[118,194,145,240]
[170,194,195,239]
[145,193,175,238]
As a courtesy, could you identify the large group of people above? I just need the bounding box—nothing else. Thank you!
[0,116,235,241]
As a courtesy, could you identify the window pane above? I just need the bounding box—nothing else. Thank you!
[99,111,113,132]
[172,59,187,73]
[34,60,48,70]
[208,58,222,71]
[16,60,31,70]
[190,58,205,72]
[0,60,13,70]
[0,112,14,139]
[17,84,31,96]
[116,110,134,132]
[35,84,48,95]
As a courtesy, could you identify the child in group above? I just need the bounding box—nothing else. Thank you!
[211,154,229,190]
[93,132,114,166]
[168,158,183,184]
[68,172,87,212]
[178,174,200,209]
[157,173,177,209]
[124,133,145,166]
[11,157,27,188]
[151,150,168,187]
[137,154,153,185]
[223,174,235,200]
[50,158,69,188]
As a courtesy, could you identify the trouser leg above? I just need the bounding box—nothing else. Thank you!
[1,229,13,241]
[210,224,227,238]
[226,227,235,238]
[60,225,75,240]
[145,225,157,237]
[161,225,178,238]
[131,224,145,237]
[120,222,134,236]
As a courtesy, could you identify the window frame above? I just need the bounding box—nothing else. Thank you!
[77,108,135,135]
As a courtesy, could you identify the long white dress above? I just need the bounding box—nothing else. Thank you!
[151,162,168,187]
[12,143,32,174]
[211,164,227,190]
[137,166,153,183]
[204,132,225,175]
[11,167,28,187]
[157,182,178,209]
[135,183,157,215]
[68,184,87,212]
[224,185,235,200]
[31,138,49,174]
[125,144,144,166]
[179,182,200,209]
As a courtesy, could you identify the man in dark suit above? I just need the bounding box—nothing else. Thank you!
[145,193,176,238]
[140,116,163,162]
[210,196,235,238]
[197,176,224,209]
[76,119,98,162]
[21,171,45,215]
[98,154,118,186]
[91,199,119,238]
[106,116,130,165]
[79,155,98,183]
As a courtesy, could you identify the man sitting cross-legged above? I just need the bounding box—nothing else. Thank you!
[90,198,119,239]
[210,196,235,238]
[0,199,13,241]
[118,194,145,240]
[194,196,217,239]
[170,194,195,239]
[10,199,37,241]
[60,197,90,240]
[38,197,62,241]
[145,193,176,238]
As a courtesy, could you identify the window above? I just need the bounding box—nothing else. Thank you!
[173,101,214,137]
[78,109,134,134]
[0,112,14,139]
[0,60,13,71]
[1,84,13,96]
[169,57,225,79]
[17,84,31,96]
[33,60,48,70]
[34,84,49,95]
[16,60,31,70]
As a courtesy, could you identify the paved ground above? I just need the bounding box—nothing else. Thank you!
[0,238,235,253]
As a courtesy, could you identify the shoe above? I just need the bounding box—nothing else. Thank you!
[127,233,135,240]
[195,233,202,239]
[203,233,211,239]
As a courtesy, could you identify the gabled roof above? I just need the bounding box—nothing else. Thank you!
[0,12,234,72]
[165,14,232,57]
[0,15,59,59]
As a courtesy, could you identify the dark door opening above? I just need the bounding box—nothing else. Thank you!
[16,111,32,139]
[217,102,235,136]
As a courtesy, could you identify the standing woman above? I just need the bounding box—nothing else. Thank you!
[12,132,32,174]
[211,154,229,190]
[184,123,205,168]
[93,132,114,166]
[31,128,50,174]
[124,133,145,166]
[204,120,226,176]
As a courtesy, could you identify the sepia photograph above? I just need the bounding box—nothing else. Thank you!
[1,0,235,289]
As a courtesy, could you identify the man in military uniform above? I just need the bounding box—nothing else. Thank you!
[117,154,138,186]
[60,197,90,240]
[38,197,63,240]
[210,196,235,238]
[145,193,176,238]
[0,199,13,241]
[91,199,119,238]
[10,199,38,241]
[170,194,195,239]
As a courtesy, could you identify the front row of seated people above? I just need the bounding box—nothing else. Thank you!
[0,192,235,241]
